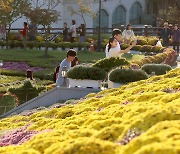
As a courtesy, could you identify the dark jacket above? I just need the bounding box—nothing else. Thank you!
[160,28,171,41]
[172,29,180,42]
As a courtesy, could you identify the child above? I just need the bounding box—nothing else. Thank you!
[56,49,77,87]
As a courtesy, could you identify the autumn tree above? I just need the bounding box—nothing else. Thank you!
[25,0,61,57]
[159,5,180,25]
[0,0,30,47]
[68,0,95,26]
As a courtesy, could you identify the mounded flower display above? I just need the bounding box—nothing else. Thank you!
[0,68,179,154]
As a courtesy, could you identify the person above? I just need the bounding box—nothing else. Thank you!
[20,22,28,49]
[69,20,76,43]
[78,24,86,43]
[160,22,171,47]
[171,25,180,53]
[28,21,37,41]
[122,24,135,44]
[71,56,79,67]
[105,29,136,58]
[63,22,68,42]
[0,22,6,40]
[53,64,60,83]
[56,49,77,87]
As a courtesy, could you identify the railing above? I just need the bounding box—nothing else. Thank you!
[8,27,162,37]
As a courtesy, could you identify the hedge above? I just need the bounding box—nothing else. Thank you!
[109,68,148,83]
[141,64,172,75]
[67,65,106,81]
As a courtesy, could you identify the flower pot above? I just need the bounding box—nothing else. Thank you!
[108,80,125,88]
[69,79,101,89]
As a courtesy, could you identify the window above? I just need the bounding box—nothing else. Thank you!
[130,2,142,25]
[93,9,109,29]
[112,5,126,28]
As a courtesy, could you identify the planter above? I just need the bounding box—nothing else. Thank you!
[69,79,101,89]
[108,80,125,88]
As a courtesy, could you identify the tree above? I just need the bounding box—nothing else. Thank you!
[0,0,30,48]
[68,0,95,26]
[159,4,180,25]
[25,0,61,57]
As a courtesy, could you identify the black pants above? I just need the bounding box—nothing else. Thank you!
[163,39,169,47]
[173,41,179,53]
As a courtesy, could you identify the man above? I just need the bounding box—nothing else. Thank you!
[56,49,77,87]
[105,29,136,58]
[63,22,68,42]
[160,22,171,47]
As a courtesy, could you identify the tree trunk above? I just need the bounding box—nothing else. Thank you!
[6,25,11,50]
[44,26,49,57]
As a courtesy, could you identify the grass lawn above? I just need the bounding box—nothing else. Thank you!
[0,49,144,79]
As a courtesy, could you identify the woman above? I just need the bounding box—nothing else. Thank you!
[79,24,86,43]
[69,20,76,43]
[171,25,180,53]
[122,24,135,44]
[105,37,120,58]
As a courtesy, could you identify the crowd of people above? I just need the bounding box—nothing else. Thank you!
[160,22,180,53]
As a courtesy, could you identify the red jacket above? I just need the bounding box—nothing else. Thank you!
[20,26,28,36]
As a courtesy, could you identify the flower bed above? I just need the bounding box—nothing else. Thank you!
[2,62,45,72]
[0,68,179,153]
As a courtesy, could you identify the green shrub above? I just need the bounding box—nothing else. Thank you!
[141,57,153,65]
[0,41,6,47]
[109,68,148,83]
[141,45,153,52]
[0,93,18,115]
[131,45,142,51]
[146,56,158,64]
[84,42,90,49]
[8,81,45,105]
[55,36,63,43]
[48,42,58,50]
[121,43,130,50]
[93,57,130,72]
[147,38,158,46]
[67,65,106,81]
[77,43,83,51]
[26,41,37,49]
[141,64,172,75]
[137,39,148,45]
[151,46,163,53]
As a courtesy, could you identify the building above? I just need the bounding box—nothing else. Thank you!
[12,0,165,28]
[63,0,147,29]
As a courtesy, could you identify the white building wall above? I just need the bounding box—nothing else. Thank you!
[12,0,146,28]
[63,0,146,28]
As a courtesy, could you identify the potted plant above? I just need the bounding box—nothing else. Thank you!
[109,68,148,88]
[67,65,106,89]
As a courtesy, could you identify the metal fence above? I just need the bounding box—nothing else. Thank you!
[9,26,162,37]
